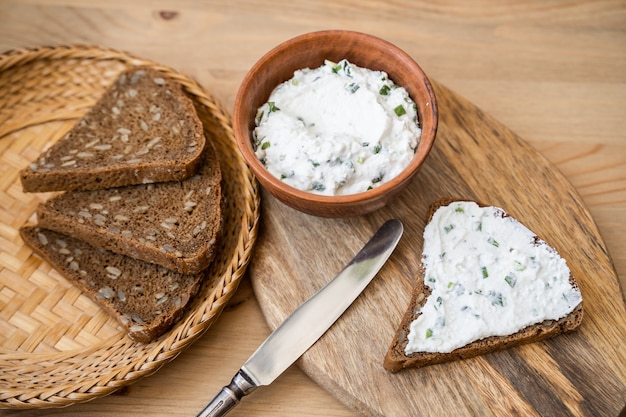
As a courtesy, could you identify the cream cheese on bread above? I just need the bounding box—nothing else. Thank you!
[405,201,583,354]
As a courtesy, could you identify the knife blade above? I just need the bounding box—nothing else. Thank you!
[196,219,403,417]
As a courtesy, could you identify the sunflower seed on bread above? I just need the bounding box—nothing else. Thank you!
[35,139,222,275]
[20,66,205,192]
[383,198,583,372]
[20,226,205,343]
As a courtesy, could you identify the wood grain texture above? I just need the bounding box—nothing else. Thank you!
[0,0,624,416]
[250,80,626,417]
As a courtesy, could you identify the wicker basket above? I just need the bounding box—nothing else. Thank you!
[0,45,260,409]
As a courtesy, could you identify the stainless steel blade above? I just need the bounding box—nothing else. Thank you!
[197,219,403,417]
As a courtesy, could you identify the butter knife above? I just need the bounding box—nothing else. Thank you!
[196,219,403,417]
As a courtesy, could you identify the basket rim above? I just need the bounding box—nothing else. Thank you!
[0,44,260,409]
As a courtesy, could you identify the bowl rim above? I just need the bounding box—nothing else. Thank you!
[233,29,438,205]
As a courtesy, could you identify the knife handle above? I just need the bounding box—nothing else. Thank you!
[197,370,258,417]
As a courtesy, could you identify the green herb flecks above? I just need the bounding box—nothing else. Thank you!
[455,206,465,213]
[311,182,325,191]
[379,85,391,95]
[268,102,280,113]
[261,141,270,150]
[488,291,504,307]
[357,156,365,164]
[371,173,384,184]
[505,275,516,287]
[444,224,455,233]
[394,104,406,117]
[255,110,264,125]
[373,143,382,154]
[488,237,500,247]
[482,266,489,279]
[425,328,433,338]
[513,260,526,271]
[347,82,360,94]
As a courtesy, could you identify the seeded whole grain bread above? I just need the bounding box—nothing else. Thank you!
[35,139,222,275]
[20,66,206,192]
[20,226,204,343]
[383,198,584,372]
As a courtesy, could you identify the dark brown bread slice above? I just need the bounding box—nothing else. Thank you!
[383,198,584,372]
[20,226,204,343]
[35,139,222,275]
[20,66,205,192]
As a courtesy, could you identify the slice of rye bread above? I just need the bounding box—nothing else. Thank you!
[35,139,222,275]
[20,66,206,192]
[383,198,584,372]
[20,226,204,343]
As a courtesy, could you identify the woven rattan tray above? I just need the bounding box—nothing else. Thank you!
[0,45,260,409]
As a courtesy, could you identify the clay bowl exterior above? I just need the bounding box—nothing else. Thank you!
[233,30,438,217]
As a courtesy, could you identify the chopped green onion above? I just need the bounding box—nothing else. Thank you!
[482,266,489,278]
[513,260,526,271]
[444,224,455,233]
[394,105,406,116]
[447,281,455,289]
[373,144,382,154]
[490,292,504,306]
[255,110,264,125]
[268,102,280,112]
[347,82,360,94]
[505,275,516,287]
[371,174,383,183]
[379,85,391,95]
[261,141,270,150]
[488,237,500,247]
[425,328,433,338]
[455,206,464,213]
[357,156,365,164]
[311,182,325,191]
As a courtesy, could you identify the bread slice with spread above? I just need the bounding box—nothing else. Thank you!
[20,226,205,343]
[34,139,222,275]
[384,198,583,372]
[20,66,205,192]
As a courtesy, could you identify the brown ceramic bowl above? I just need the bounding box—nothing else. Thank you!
[233,30,438,217]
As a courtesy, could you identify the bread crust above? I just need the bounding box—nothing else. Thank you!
[383,198,584,372]
[35,139,222,275]
[19,66,206,193]
[20,226,204,343]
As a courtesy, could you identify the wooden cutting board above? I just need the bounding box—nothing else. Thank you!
[248,80,626,417]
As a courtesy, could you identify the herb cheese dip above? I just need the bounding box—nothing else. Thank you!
[253,59,421,196]
[405,201,583,354]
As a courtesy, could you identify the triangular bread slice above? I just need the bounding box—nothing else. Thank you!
[20,66,205,192]
[20,226,205,343]
[34,139,222,275]
[384,198,583,372]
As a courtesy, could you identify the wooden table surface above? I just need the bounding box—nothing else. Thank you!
[0,1,624,416]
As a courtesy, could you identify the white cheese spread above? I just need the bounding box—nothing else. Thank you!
[253,59,421,196]
[405,201,583,354]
